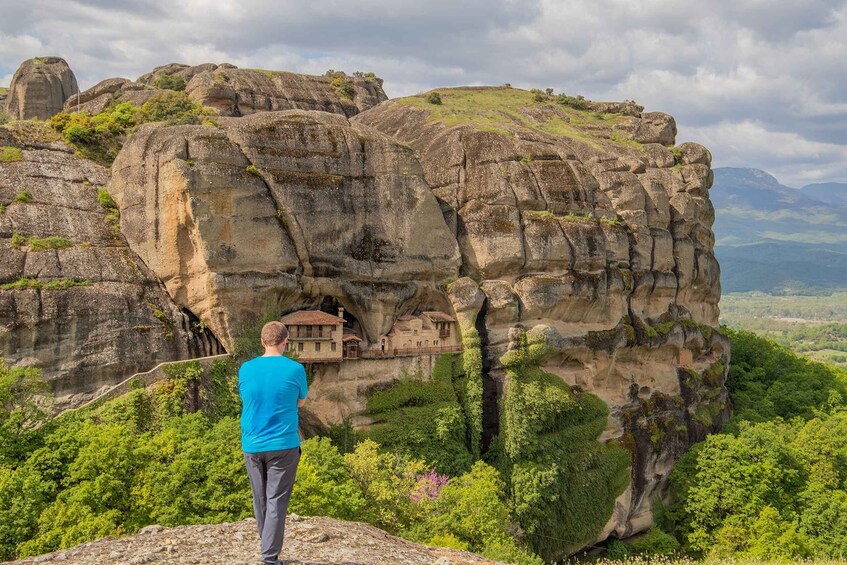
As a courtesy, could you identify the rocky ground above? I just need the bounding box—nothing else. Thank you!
[4,515,500,565]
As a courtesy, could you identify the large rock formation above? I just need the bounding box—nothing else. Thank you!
[183,66,388,117]
[66,63,388,118]
[354,87,727,541]
[0,121,221,404]
[5,57,78,120]
[1,55,729,555]
[109,110,460,349]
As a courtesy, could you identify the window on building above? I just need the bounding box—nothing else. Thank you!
[315,342,321,352]
[298,342,304,352]
[331,342,337,352]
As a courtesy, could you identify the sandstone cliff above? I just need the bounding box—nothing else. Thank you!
[354,87,728,541]
[5,57,78,121]
[64,63,387,118]
[6,515,497,565]
[109,110,460,350]
[0,121,222,404]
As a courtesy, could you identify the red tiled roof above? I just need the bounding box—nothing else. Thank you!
[422,311,456,322]
[343,328,362,341]
[280,310,343,326]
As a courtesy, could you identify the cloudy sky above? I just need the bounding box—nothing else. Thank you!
[1,0,845,187]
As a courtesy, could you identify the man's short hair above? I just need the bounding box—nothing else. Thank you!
[261,321,289,346]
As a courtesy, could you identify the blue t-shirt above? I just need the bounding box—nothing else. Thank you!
[238,355,308,453]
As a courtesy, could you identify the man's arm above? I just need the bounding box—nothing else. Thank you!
[298,398,306,407]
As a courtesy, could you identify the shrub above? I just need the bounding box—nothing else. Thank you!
[343,439,426,532]
[26,236,74,252]
[153,74,187,91]
[427,91,442,105]
[499,330,631,561]
[462,329,484,457]
[630,527,681,555]
[0,278,91,291]
[352,71,378,82]
[136,91,209,125]
[530,88,547,102]
[10,232,26,249]
[556,93,590,110]
[13,188,33,203]
[63,124,93,144]
[0,146,22,163]
[330,76,355,100]
[288,437,366,520]
[0,361,49,466]
[97,188,116,209]
[245,164,261,176]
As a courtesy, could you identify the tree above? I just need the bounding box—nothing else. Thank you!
[0,361,49,466]
[288,437,366,520]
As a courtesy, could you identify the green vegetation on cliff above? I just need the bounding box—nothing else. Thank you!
[363,354,474,476]
[496,331,631,561]
[395,87,636,148]
[0,146,23,163]
[47,92,216,164]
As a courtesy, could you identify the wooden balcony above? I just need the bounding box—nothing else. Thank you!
[360,345,463,359]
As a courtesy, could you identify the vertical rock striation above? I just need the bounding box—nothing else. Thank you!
[5,57,79,121]
[0,123,221,405]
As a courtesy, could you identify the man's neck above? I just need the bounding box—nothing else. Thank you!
[262,345,284,357]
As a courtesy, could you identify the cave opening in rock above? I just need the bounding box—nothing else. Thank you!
[317,296,361,336]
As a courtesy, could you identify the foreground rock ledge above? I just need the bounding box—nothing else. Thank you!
[5,515,501,565]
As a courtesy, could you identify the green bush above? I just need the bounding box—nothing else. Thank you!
[362,356,474,475]
[0,278,90,291]
[330,76,355,100]
[26,237,74,252]
[630,527,681,555]
[556,93,590,110]
[462,329,483,457]
[10,232,26,248]
[13,188,33,203]
[136,91,209,125]
[530,88,548,102]
[288,437,366,520]
[63,124,93,144]
[97,188,116,209]
[0,146,22,163]
[426,91,442,105]
[0,362,49,467]
[153,74,187,91]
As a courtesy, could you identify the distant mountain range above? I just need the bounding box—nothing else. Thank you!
[711,168,847,293]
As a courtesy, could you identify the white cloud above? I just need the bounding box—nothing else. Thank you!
[0,0,845,185]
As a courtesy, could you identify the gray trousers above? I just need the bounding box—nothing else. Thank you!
[243,447,301,563]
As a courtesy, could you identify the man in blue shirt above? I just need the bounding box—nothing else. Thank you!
[239,321,308,565]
